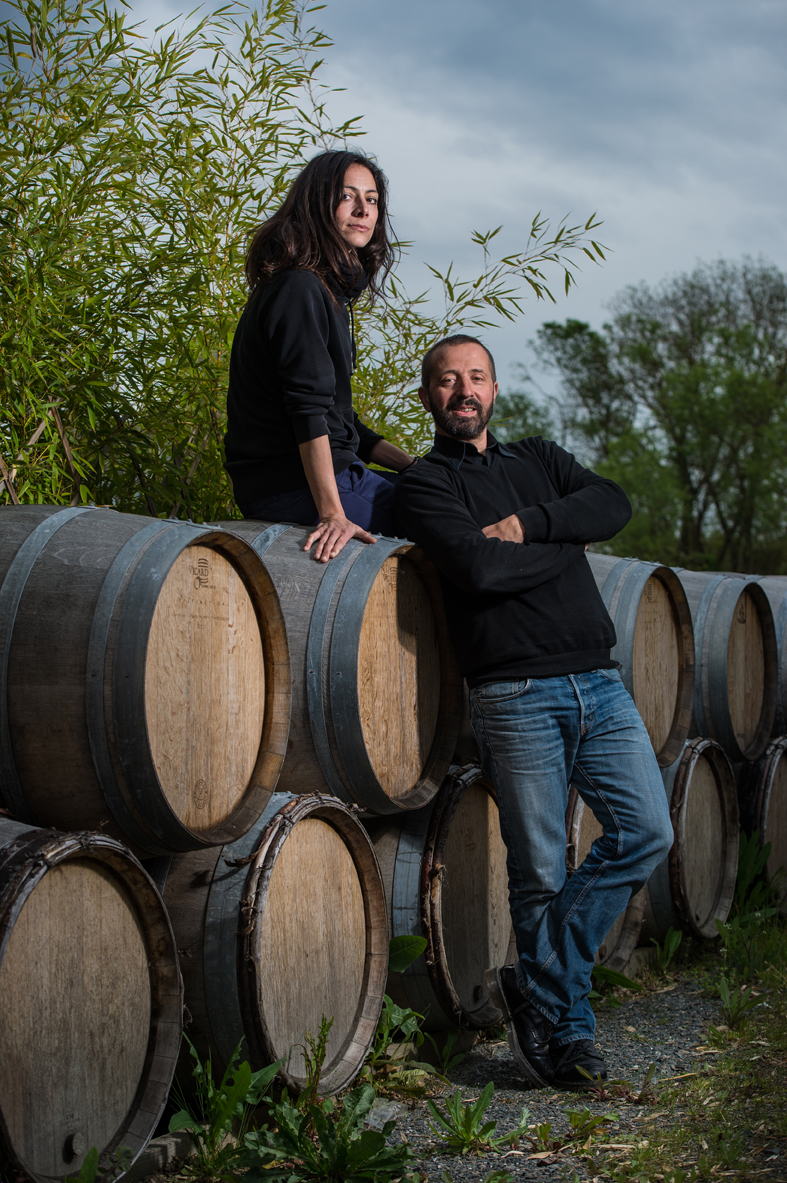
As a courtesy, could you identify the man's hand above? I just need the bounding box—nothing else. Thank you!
[305,514,376,562]
[482,513,525,543]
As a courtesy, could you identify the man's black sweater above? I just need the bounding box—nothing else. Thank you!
[392,433,632,685]
[224,269,382,506]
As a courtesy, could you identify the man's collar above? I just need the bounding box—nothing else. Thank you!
[430,430,516,469]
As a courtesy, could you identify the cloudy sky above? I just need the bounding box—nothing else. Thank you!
[129,0,787,391]
[308,0,787,389]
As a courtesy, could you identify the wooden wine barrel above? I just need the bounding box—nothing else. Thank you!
[674,569,777,761]
[216,520,462,814]
[0,819,181,1183]
[586,554,695,766]
[643,738,739,941]
[152,792,387,1096]
[565,787,645,971]
[0,504,290,854]
[750,576,787,735]
[365,764,515,1032]
[737,736,787,915]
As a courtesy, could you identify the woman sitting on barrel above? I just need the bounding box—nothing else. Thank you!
[224,150,415,561]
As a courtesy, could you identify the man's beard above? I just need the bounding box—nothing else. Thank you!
[428,395,495,441]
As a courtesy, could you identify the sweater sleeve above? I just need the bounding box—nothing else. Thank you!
[393,464,585,596]
[262,272,337,444]
[515,440,631,544]
[353,413,384,463]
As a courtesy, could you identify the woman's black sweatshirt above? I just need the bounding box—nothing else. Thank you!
[224,269,382,506]
[392,432,632,685]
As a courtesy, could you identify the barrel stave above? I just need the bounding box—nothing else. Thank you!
[0,506,289,852]
[161,793,387,1097]
[586,554,694,767]
[0,822,181,1183]
[645,738,739,941]
[217,520,462,814]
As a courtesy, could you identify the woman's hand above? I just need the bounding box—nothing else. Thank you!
[305,514,376,562]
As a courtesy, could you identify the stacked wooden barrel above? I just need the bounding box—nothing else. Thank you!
[0,820,181,1183]
[643,739,739,941]
[674,569,777,761]
[215,520,463,813]
[2,494,786,1182]
[0,505,290,854]
[366,764,514,1033]
[585,555,695,766]
[0,502,466,1180]
[151,793,388,1095]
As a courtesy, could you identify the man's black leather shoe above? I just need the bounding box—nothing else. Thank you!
[550,1039,608,1090]
[484,965,555,1087]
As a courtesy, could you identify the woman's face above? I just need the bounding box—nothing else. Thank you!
[335,164,379,249]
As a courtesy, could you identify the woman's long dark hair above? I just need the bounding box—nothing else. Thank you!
[245,151,394,302]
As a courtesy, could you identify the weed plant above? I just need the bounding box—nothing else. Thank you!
[426,1082,529,1154]
[649,927,683,978]
[168,1036,280,1181]
[239,1083,415,1182]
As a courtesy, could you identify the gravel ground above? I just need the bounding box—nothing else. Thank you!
[389,978,721,1182]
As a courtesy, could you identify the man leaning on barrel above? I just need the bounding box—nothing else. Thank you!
[392,334,673,1090]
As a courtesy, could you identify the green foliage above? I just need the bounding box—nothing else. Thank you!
[388,934,428,974]
[70,1148,99,1183]
[589,963,644,1009]
[650,927,683,978]
[489,364,556,444]
[295,1016,333,1112]
[714,833,783,982]
[362,994,440,1094]
[717,977,759,1029]
[0,0,358,517]
[1,0,604,516]
[426,1082,529,1154]
[533,259,787,571]
[168,1035,280,1180]
[64,1145,132,1183]
[734,830,784,916]
[423,1030,466,1078]
[563,1105,617,1139]
[239,1082,415,1182]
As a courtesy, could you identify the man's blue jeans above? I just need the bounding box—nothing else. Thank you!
[470,669,673,1046]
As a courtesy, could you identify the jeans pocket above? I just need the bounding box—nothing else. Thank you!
[472,679,531,707]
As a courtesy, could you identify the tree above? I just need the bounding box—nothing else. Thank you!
[1,0,605,517]
[534,259,787,572]
[488,364,555,445]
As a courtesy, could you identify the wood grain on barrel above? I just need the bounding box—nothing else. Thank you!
[632,575,680,756]
[441,784,511,1014]
[0,861,150,1179]
[257,818,367,1078]
[646,738,739,941]
[682,754,724,930]
[0,507,287,851]
[727,588,765,752]
[146,545,265,831]
[358,556,441,799]
[586,555,694,766]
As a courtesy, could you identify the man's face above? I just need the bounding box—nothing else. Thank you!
[419,342,498,441]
